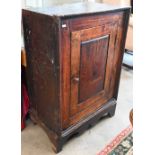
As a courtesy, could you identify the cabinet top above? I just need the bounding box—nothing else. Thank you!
[23,2,130,18]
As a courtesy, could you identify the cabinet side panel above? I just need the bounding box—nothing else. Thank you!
[22,10,60,133]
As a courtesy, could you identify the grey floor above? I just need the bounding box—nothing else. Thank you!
[21,67,133,155]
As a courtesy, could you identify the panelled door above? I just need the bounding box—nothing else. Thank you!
[61,13,123,128]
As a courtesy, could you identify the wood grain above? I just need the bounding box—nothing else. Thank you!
[22,3,130,152]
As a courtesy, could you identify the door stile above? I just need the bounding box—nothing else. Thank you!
[70,31,81,116]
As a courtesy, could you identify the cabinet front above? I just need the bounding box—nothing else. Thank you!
[61,12,124,129]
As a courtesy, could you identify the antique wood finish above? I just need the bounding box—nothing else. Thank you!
[22,2,130,153]
[79,35,109,102]
[69,23,117,117]
[22,10,61,134]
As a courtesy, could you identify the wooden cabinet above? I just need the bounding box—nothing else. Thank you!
[22,2,130,153]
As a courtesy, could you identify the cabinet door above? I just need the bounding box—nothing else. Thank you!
[61,13,124,128]
[70,24,117,115]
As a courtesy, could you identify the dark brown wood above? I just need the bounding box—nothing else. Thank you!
[22,10,61,134]
[79,35,109,102]
[22,2,130,153]
[113,9,130,99]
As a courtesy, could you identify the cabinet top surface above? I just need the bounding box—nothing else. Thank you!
[23,2,130,17]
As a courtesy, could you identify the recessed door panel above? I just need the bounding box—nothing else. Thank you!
[79,35,109,103]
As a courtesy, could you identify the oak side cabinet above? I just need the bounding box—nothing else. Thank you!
[22,2,130,153]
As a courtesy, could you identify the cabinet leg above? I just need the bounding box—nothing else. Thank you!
[51,140,63,153]
[108,106,116,117]
[30,113,37,125]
